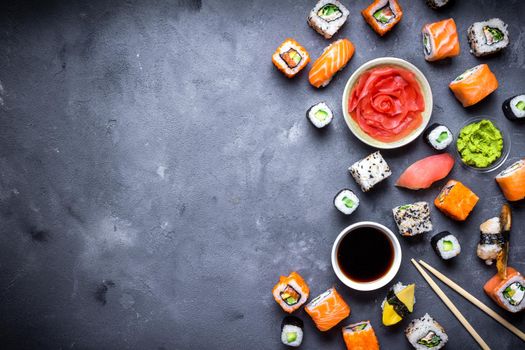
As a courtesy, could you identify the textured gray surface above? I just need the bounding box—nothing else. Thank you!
[0,0,524,349]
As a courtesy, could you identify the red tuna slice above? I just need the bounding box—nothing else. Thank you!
[396,153,455,190]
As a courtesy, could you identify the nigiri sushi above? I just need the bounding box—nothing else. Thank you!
[396,153,455,190]
[342,321,380,350]
[484,267,525,313]
[496,160,525,202]
[434,180,479,221]
[422,18,460,61]
[272,38,310,78]
[449,64,498,107]
[361,0,403,36]
[305,287,350,331]
[272,272,310,313]
[309,39,354,88]
[477,217,503,265]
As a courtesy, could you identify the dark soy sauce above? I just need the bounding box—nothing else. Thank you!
[337,227,394,282]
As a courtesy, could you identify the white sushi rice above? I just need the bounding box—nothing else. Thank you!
[349,151,392,192]
[427,125,453,150]
[307,0,349,39]
[435,234,460,260]
[509,95,525,119]
[477,217,502,265]
[307,102,333,128]
[281,324,303,347]
[494,275,525,313]
[392,202,433,237]
[334,189,359,215]
[468,18,509,57]
[450,65,482,84]
[405,314,448,350]
[306,289,332,309]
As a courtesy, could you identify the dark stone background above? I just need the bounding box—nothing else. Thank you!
[0,0,523,349]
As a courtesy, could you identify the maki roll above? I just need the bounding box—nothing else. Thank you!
[496,159,525,201]
[361,0,403,37]
[502,94,525,122]
[431,231,461,260]
[281,316,304,347]
[342,321,380,350]
[392,202,433,237]
[305,287,350,331]
[272,38,310,78]
[422,18,460,61]
[423,123,453,151]
[449,64,498,107]
[307,0,350,39]
[349,151,392,192]
[306,102,333,128]
[382,282,415,326]
[477,217,503,265]
[484,267,525,313]
[405,314,448,349]
[334,189,359,215]
[272,272,310,313]
[434,180,479,221]
[468,18,509,57]
[426,0,451,9]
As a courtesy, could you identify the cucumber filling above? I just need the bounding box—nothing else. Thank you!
[280,285,301,306]
[373,5,395,24]
[417,331,442,348]
[436,131,449,143]
[483,26,504,46]
[280,48,302,69]
[503,282,525,306]
[442,240,453,252]
[314,109,329,121]
[516,100,525,111]
[286,332,297,343]
[342,196,354,209]
[317,3,343,22]
[350,323,368,332]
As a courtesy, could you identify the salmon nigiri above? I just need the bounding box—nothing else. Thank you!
[305,287,350,331]
[396,153,455,190]
[422,18,460,61]
[449,64,498,107]
[309,39,355,88]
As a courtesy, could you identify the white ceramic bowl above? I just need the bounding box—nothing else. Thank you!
[331,221,402,291]
[341,57,433,149]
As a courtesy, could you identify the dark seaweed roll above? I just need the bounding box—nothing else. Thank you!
[502,94,525,121]
[281,316,304,347]
[431,231,461,260]
[425,0,451,9]
[423,123,453,151]
[307,102,333,128]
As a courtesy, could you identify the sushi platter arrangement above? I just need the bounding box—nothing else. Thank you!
[270,0,524,348]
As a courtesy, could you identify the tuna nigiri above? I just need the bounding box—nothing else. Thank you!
[305,287,350,331]
[449,64,498,107]
[422,18,460,61]
[396,153,455,190]
[309,39,355,88]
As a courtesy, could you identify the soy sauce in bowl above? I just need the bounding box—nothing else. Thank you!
[337,226,394,282]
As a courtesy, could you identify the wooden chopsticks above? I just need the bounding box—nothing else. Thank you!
[418,259,525,342]
[411,259,491,350]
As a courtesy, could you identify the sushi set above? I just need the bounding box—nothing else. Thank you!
[270,0,524,348]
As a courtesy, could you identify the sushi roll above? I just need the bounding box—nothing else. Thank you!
[477,217,503,266]
[426,0,451,9]
[382,282,415,326]
[468,18,509,57]
[361,0,403,37]
[431,231,461,260]
[392,202,433,237]
[309,39,355,88]
[281,316,304,347]
[496,159,525,201]
[272,38,310,78]
[334,189,359,215]
[422,18,460,62]
[434,180,479,221]
[502,94,525,121]
[342,321,380,350]
[405,314,448,349]
[305,287,350,331]
[272,272,310,313]
[307,102,333,128]
[307,0,350,39]
[349,151,392,192]
[423,123,453,151]
[484,267,525,313]
[449,64,498,107]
